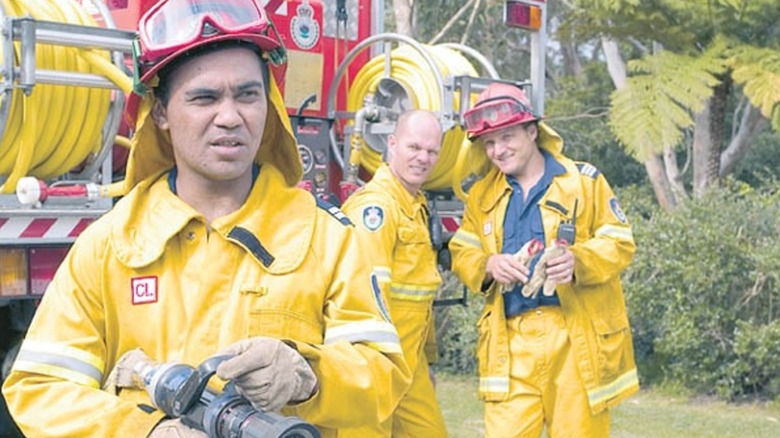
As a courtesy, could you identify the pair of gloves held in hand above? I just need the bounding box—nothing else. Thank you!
[139,337,318,438]
[504,239,567,298]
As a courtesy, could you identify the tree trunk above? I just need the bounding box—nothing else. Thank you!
[662,143,688,205]
[645,155,678,211]
[692,74,731,197]
[554,0,580,77]
[392,0,414,37]
[601,38,626,88]
[720,103,769,176]
[602,37,677,210]
[561,40,583,78]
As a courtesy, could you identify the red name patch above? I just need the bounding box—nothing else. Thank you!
[131,276,158,305]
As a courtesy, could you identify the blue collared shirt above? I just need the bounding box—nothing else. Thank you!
[502,149,566,317]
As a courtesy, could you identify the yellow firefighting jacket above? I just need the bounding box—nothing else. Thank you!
[3,70,409,438]
[341,164,441,373]
[449,123,639,414]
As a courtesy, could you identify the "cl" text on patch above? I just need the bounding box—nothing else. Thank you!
[131,276,158,305]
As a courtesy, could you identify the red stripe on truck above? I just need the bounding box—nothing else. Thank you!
[20,218,56,238]
[68,218,94,237]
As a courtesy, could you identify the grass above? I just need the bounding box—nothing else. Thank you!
[436,373,485,437]
[435,373,780,438]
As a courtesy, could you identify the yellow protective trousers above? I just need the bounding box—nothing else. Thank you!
[340,300,447,437]
[484,306,610,438]
[390,300,447,437]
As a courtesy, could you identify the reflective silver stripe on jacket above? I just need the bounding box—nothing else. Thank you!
[587,368,639,407]
[390,283,438,300]
[12,340,104,388]
[373,266,391,282]
[595,224,634,241]
[451,229,482,249]
[479,376,510,393]
[324,320,401,346]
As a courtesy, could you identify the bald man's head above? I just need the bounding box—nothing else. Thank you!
[387,110,443,194]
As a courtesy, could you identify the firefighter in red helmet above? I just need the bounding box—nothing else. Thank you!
[449,82,639,437]
[3,1,410,437]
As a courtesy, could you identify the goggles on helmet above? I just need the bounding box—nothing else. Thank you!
[463,96,539,138]
[132,0,285,95]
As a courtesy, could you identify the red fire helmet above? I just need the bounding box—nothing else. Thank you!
[463,82,541,140]
[125,0,286,124]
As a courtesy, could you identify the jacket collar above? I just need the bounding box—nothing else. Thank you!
[478,167,512,213]
[477,148,567,213]
[473,122,565,213]
[112,165,314,274]
[373,164,428,219]
[537,122,564,156]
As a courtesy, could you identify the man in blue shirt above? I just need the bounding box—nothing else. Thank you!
[450,82,638,437]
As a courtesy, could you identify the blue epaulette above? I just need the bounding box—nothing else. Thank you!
[315,196,353,226]
[576,162,600,179]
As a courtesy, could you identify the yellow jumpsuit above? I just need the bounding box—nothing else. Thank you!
[340,164,448,438]
[3,73,410,438]
[449,123,639,437]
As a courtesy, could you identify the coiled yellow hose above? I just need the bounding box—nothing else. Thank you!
[347,44,490,193]
[0,0,125,193]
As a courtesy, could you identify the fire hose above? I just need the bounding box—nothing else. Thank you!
[0,0,131,195]
[109,349,321,438]
[343,42,492,199]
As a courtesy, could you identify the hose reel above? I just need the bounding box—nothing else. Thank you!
[0,0,133,195]
[327,33,500,200]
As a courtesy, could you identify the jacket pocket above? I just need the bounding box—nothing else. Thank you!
[591,314,630,382]
[398,225,430,244]
[476,310,492,377]
[395,225,440,287]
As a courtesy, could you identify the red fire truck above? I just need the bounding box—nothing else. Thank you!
[0,0,546,434]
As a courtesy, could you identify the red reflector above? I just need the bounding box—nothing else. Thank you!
[29,247,69,295]
[106,0,128,9]
[504,1,543,31]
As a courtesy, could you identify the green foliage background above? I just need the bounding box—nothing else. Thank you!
[621,181,780,400]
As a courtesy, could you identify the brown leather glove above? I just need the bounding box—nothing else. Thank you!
[102,348,156,394]
[215,337,318,412]
[523,242,566,298]
[503,239,544,293]
[147,419,207,438]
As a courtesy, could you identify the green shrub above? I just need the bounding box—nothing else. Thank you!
[433,272,483,375]
[622,180,780,400]
[726,320,780,400]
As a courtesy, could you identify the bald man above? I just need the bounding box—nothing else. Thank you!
[341,110,448,437]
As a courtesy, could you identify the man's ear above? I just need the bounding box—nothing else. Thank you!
[385,133,397,162]
[528,123,539,142]
[151,99,169,130]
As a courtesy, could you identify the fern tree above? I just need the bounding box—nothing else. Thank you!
[568,0,780,210]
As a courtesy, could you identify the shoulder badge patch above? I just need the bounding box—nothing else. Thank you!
[609,197,628,223]
[315,196,352,226]
[576,162,601,179]
[362,205,385,232]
